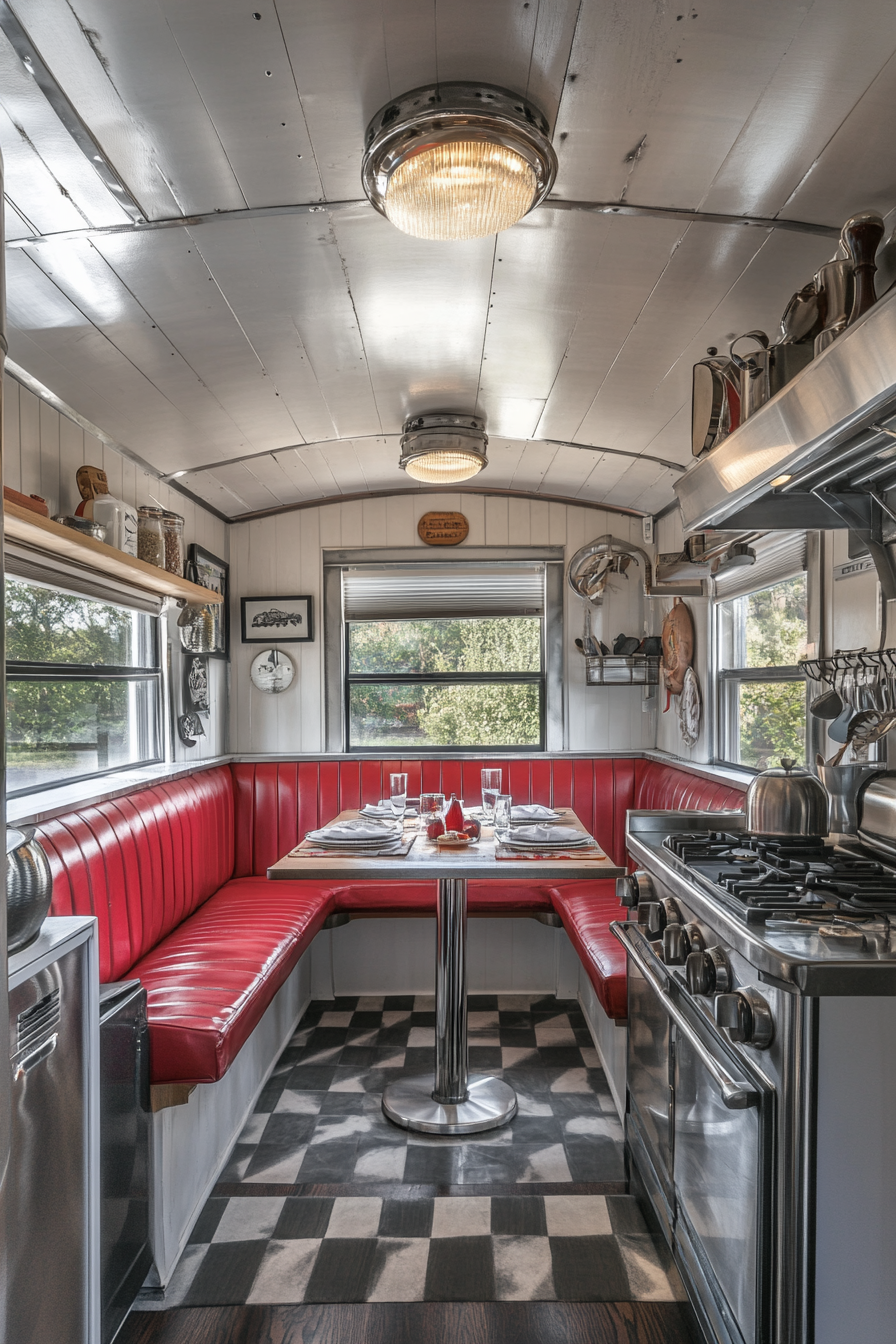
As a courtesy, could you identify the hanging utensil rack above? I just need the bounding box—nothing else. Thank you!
[800,648,896,713]
[585,654,661,686]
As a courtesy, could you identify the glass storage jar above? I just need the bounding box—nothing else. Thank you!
[137,506,165,568]
[161,510,184,575]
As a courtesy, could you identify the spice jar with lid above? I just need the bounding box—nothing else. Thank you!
[161,511,184,575]
[137,506,165,568]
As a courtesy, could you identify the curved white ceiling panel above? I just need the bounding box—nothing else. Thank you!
[2,0,896,519]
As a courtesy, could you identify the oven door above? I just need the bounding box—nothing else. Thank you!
[614,923,776,1344]
[625,935,675,1223]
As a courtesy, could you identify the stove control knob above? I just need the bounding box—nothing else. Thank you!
[662,923,688,965]
[715,988,774,1050]
[616,870,654,909]
[648,897,681,934]
[683,922,706,955]
[685,945,731,996]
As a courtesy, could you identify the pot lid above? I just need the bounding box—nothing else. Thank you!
[759,757,811,777]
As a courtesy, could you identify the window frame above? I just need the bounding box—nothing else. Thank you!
[5,581,165,799]
[712,576,809,772]
[324,547,565,753]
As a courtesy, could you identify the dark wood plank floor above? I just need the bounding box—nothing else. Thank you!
[119,1301,700,1344]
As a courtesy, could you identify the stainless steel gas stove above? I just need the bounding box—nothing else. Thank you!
[612,803,896,1344]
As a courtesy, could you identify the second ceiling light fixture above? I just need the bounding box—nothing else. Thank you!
[362,82,557,241]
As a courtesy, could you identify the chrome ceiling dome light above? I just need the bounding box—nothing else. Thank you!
[399,413,488,484]
[362,82,557,241]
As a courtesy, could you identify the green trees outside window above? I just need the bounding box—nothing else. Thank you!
[347,616,543,748]
[5,579,161,795]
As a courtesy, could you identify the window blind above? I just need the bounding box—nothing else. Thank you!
[343,564,545,620]
[712,532,807,601]
[5,541,164,616]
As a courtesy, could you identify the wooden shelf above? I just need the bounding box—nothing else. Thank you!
[3,502,224,605]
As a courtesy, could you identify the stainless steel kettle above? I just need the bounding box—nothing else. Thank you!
[745,758,830,838]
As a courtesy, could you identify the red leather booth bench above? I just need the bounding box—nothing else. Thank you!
[41,757,745,1090]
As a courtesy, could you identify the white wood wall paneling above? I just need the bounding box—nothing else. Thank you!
[554,1,812,206]
[1,371,229,561]
[188,211,381,442]
[3,378,21,493]
[91,230,304,450]
[0,30,130,229]
[15,0,243,217]
[702,0,896,222]
[229,493,660,755]
[157,0,324,210]
[329,917,578,997]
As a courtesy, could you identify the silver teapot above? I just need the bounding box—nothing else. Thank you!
[745,758,829,838]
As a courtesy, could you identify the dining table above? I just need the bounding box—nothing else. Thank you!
[267,806,625,1136]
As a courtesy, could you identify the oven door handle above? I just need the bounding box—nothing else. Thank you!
[612,922,759,1110]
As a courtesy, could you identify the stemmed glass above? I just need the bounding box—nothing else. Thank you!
[481,769,502,821]
[390,773,408,824]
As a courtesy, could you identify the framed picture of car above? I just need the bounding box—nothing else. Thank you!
[241,595,314,643]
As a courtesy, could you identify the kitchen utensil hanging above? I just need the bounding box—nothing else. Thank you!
[801,648,896,713]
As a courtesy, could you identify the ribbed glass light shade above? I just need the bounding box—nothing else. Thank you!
[404,450,486,483]
[384,141,537,241]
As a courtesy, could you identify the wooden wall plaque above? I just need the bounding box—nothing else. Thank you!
[418,511,469,545]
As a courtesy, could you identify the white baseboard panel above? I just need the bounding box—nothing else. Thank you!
[578,965,628,1121]
[324,917,574,996]
[147,950,312,1287]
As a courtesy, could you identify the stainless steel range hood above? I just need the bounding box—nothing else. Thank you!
[675,287,896,539]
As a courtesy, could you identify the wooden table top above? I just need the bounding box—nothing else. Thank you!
[267,807,625,882]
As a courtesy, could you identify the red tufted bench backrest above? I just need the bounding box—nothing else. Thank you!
[42,767,235,983]
[230,757,746,877]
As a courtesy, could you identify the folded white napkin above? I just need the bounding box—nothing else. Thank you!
[511,804,561,821]
[308,818,396,842]
[510,824,585,845]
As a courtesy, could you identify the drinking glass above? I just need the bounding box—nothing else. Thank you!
[390,773,408,820]
[419,792,445,834]
[481,768,503,821]
[494,794,513,842]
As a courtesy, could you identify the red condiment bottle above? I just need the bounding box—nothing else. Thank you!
[443,793,465,834]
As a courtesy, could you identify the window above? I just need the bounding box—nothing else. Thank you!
[6,578,163,796]
[715,537,808,769]
[340,564,550,751]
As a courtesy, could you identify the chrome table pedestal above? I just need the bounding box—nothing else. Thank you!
[382,877,517,1135]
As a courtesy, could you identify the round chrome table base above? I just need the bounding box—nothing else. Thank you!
[382,1073,518,1135]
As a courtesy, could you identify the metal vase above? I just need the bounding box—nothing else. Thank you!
[6,828,54,953]
[817,764,885,835]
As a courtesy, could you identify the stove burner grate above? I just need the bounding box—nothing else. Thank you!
[664,831,896,921]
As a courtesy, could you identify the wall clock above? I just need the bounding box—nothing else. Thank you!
[250,648,296,694]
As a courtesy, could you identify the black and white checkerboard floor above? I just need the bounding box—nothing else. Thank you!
[140,995,685,1306]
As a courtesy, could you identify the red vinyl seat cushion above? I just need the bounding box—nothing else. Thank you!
[128,878,335,1086]
[549,880,629,1020]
